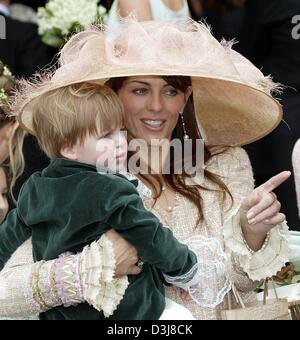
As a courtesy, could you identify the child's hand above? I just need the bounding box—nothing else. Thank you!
[180,289,193,302]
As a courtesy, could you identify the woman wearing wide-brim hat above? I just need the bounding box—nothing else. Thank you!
[1,20,291,320]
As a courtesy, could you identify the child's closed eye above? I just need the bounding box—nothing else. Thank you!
[101,132,112,139]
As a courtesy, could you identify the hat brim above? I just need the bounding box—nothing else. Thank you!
[18,69,282,147]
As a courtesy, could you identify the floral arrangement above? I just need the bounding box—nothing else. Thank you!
[0,62,13,106]
[256,231,300,292]
[37,0,108,48]
[273,262,300,286]
[272,231,300,286]
[256,231,300,318]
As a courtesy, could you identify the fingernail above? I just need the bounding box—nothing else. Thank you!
[248,218,256,225]
[264,219,270,224]
[247,212,254,220]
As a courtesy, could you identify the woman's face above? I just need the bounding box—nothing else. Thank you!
[0,167,9,223]
[117,76,192,144]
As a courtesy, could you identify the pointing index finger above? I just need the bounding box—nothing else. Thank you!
[258,171,291,194]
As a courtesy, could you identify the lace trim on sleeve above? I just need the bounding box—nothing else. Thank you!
[163,236,231,308]
[223,208,290,281]
[80,235,129,317]
[0,235,129,319]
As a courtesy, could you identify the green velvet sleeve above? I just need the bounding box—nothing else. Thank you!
[0,209,31,270]
[101,176,197,277]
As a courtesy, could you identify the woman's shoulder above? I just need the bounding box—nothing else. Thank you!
[206,147,250,172]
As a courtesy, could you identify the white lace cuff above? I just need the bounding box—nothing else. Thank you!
[164,236,231,308]
[0,236,128,319]
[80,235,129,317]
[163,264,199,290]
[223,208,290,281]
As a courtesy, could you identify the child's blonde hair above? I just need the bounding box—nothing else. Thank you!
[31,82,125,159]
[0,61,26,201]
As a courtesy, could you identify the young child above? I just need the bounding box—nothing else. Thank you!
[0,82,199,320]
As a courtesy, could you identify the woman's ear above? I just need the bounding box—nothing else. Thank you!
[60,145,78,160]
[184,86,193,104]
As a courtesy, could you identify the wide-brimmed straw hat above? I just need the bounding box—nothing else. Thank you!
[14,19,283,146]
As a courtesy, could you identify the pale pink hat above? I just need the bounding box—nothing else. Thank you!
[14,19,283,146]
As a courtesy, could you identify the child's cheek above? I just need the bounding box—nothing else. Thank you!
[96,139,115,167]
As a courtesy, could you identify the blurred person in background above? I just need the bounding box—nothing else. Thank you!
[236,0,300,231]
[0,61,26,202]
[188,0,203,19]
[0,0,51,196]
[292,140,300,221]
[189,0,300,231]
[107,0,190,29]
[0,0,50,77]
[0,0,38,23]
[10,2,38,24]
[188,0,245,40]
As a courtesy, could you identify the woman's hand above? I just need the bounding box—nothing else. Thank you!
[105,230,142,276]
[240,171,291,251]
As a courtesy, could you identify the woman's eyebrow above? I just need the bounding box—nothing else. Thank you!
[128,81,150,86]
[127,81,171,88]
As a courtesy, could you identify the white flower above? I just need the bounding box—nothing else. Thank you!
[3,65,12,77]
[98,5,107,16]
[37,0,107,47]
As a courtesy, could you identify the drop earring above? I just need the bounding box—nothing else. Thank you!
[180,111,189,140]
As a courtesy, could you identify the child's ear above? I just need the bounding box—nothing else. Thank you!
[60,145,78,160]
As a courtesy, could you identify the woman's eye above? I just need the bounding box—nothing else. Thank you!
[132,88,148,95]
[165,89,178,96]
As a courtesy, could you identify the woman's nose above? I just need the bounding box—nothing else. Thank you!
[148,93,163,113]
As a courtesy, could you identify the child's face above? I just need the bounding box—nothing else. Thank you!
[0,168,9,224]
[72,129,128,172]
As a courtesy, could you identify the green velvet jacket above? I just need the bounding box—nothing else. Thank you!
[0,158,197,320]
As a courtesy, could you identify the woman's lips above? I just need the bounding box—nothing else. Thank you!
[141,119,166,132]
